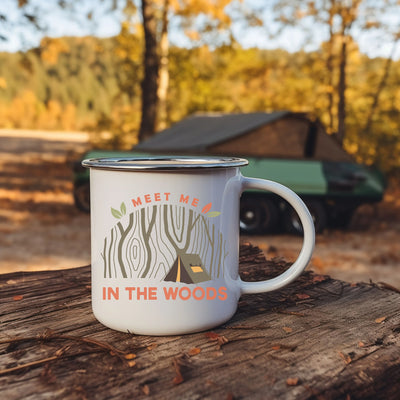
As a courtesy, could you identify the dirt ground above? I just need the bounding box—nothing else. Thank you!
[1,129,400,288]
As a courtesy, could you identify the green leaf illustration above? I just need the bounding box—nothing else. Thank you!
[120,202,126,216]
[111,207,122,219]
[207,211,221,218]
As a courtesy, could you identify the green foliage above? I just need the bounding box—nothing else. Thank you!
[111,207,123,219]
[207,211,221,218]
[0,36,122,130]
[111,202,127,219]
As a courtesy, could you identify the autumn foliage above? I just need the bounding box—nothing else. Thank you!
[0,32,399,172]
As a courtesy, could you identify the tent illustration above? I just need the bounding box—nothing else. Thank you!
[164,254,211,284]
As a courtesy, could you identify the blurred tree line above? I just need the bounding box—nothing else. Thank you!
[0,0,399,174]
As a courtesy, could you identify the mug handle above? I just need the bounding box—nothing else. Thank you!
[239,177,315,295]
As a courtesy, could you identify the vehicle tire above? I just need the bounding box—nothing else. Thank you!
[329,208,356,229]
[73,182,90,213]
[240,197,279,234]
[283,199,327,235]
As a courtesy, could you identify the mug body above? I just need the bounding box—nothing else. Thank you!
[86,157,247,335]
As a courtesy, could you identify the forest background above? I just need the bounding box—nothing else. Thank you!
[0,0,399,174]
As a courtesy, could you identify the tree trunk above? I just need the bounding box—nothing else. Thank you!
[140,206,157,278]
[364,37,399,135]
[337,35,347,145]
[3,248,400,399]
[336,1,361,145]
[117,215,134,278]
[139,0,159,142]
[157,0,170,131]
[326,0,335,134]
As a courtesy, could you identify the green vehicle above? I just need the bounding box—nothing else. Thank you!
[73,112,386,234]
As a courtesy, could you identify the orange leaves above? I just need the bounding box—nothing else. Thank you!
[375,316,387,324]
[311,256,324,271]
[40,37,70,65]
[295,293,310,300]
[312,274,329,283]
[202,203,212,214]
[188,347,201,356]
[201,203,221,217]
[184,30,200,41]
[175,0,233,24]
[18,0,29,8]
[172,356,185,385]
[338,351,352,365]
[282,326,293,334]
[172,373,184,386]
[286,377,300,386]
[205,331,220,340]
[13,295,23,301]
[141,384,150,396]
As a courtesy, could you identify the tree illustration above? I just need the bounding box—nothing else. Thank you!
[101,204,228,280]
[140,206,157,278]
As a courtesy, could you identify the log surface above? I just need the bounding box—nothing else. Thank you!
[1,244,399,400]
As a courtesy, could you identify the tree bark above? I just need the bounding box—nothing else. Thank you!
[140,206,157,278]
[364,37,399,135]
[139,0,159,142]
[326,0,335,135]
[337,35,347,145]
[117,215,134,278]
[157,0,170,131]
[163,205,181,254]
[3,245,400,399]
[336,0,361,145]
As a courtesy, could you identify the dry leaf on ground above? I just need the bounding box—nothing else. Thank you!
[172,358,184,385]
[338,352,352,364]
[296,293,310,300]
[312,275,328,283]
[286,377,299,386]
[205,331,229,348]
[205,332,220,340]
[188,347,201,356]
[141,384,150,395]
[312,256,324,270]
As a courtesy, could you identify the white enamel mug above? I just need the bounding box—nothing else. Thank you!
[82,157,315,335]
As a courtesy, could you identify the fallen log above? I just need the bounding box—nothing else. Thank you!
[1,244,399,399]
